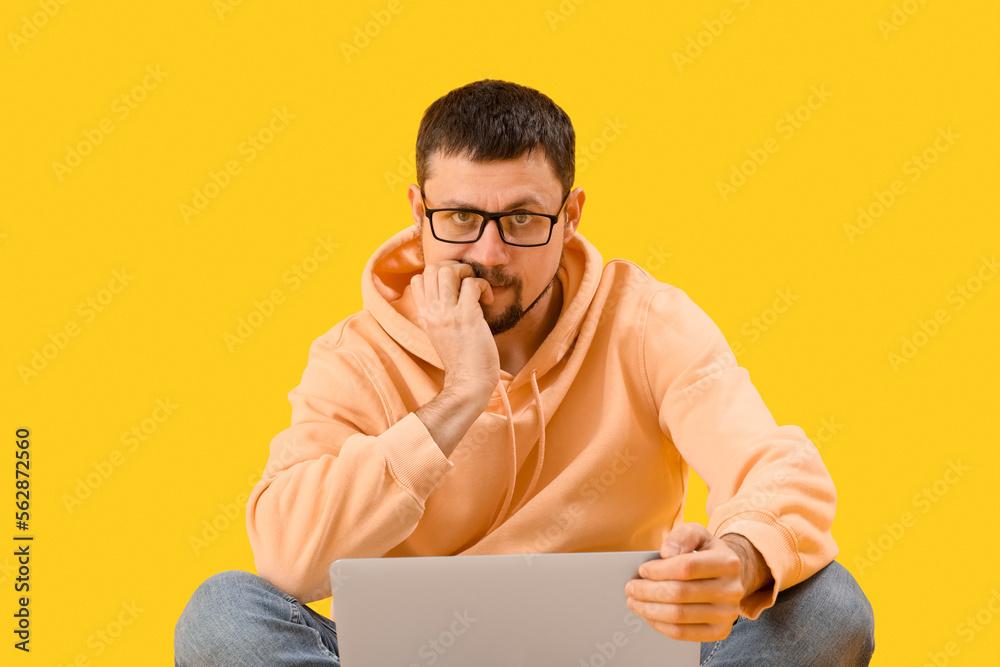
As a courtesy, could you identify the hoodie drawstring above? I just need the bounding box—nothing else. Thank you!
[484,370,546,536]
[510,370,546,516]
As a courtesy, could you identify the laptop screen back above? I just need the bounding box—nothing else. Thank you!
[330,550,701,666]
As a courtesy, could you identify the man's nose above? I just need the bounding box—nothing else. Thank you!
[467,218,510,266]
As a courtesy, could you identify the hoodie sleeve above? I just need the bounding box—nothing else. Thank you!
[640,286,838,620]
[246,325,454,602]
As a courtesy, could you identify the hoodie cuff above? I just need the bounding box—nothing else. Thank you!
[379,412,454,502]
[716,515,800,620]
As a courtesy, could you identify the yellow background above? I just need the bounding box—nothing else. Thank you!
[2,0,998,663]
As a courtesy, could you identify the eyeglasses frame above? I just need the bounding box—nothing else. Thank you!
[419,190,571,247]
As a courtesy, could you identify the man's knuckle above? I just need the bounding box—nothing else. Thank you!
[665,604,687,624]
[662,581,683,603]
[717,622,735,640]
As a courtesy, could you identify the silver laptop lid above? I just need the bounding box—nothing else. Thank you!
[330,550,701,666]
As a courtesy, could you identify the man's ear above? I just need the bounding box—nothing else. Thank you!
[407,184,424,233]
[563,187,585,245]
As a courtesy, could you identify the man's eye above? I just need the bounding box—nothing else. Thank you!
[453,211,476,223]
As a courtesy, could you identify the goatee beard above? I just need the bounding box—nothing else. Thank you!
[461,260,556,336]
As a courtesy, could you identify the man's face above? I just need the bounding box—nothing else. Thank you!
[407,150,581,336]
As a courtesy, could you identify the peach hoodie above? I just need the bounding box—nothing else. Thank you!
[246,227,838,621]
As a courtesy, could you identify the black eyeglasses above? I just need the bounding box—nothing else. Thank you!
[420,191,570,247]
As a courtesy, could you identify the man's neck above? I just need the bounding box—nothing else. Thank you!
[495,277,563,377]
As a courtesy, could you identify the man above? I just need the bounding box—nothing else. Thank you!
[176,80,874,665]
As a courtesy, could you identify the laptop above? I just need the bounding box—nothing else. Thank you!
[330,550,701,666]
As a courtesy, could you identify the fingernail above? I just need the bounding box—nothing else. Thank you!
[662,541,681,557]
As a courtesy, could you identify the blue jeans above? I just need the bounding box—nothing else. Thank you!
[175,560,874,666]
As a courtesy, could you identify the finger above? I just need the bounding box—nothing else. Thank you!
[458,274,494,309]
[410,275,433,327]
[431,260,474,282]
[436,264,464,306]
[644,620,735,643]
[422,261,470,306]
[637,550,741,583]
[626,574,743,606]
[626,598,737,628]
[435,259,465,269]
[447,263,482,302]
[660,522,712,558]
[478,278,494,305]
[447,261,475,279]
[410,274,425,309]
[421,264,440,305]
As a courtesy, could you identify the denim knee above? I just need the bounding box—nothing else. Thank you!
[180,569,275,620]
[175,570,284,665]
[794,561,876,663]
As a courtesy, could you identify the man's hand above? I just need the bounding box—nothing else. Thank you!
[624,523,773,642]
[410,260,500,395]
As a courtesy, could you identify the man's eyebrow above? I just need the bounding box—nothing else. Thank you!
[433,196,549,211]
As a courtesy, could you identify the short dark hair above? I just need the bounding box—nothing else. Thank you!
[415,80,575,197]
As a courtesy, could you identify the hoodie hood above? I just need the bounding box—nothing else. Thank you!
[361,226,603,532]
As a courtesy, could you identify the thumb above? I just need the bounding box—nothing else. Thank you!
[660,523,711,558]
[476,278,495,305]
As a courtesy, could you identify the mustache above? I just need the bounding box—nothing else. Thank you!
[460,260,520,288]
